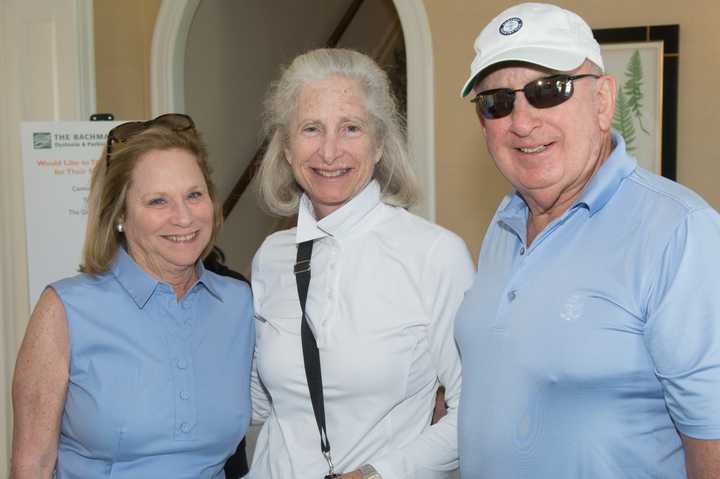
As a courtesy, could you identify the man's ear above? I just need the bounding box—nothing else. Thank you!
[595,74,617,132]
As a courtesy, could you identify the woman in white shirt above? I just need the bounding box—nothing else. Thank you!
[249,48,474,479]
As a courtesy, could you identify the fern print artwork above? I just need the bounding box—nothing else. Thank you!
[601,42,663,174]
[612,49,650,153]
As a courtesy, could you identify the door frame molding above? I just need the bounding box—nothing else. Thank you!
[0,0,95,472]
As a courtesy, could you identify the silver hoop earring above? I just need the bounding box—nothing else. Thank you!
[116,223,124,233]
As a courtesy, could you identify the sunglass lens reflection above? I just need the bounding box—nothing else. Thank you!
[477,91,514,119]
[527,77,572,109]
[476,77,577,119]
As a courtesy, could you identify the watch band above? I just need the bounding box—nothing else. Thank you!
[359,464,383,479]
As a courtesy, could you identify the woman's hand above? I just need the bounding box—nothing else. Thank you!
[339,471,363,479]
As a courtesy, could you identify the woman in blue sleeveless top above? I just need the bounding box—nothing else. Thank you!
[11,115,254,478]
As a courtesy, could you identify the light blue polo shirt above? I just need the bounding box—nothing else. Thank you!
[52,248,254,478]
[455,133,720,478]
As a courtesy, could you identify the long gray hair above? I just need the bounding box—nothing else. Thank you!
[257,48,418,216]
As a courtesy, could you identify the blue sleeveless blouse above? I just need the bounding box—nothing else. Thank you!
[51,248,253,478]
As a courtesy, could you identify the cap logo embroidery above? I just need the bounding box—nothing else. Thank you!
[499,17,523,35]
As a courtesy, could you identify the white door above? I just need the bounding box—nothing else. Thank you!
[0,0,94,472]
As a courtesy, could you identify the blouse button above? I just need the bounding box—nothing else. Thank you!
[507,290,517,302]
[179,422,191,433]
[180,391,190,400]
[177,359,188,369]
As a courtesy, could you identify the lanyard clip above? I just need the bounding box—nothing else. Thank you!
[323,450,338,478]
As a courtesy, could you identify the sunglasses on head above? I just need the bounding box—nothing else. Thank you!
[105,113,195,167]
[471,74,600,120]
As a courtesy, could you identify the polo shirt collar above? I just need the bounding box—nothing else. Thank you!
[296,180,381,243]
[498,131,637,226]
[575,132,637,215]
[111,247,222,308]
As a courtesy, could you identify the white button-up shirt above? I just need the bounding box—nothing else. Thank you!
[248,181,474,479]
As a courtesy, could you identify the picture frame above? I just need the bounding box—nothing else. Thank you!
[592,25,679,180]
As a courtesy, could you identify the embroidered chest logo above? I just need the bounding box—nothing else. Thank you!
[560,294,584,321]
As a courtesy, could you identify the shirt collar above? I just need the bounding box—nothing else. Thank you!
[296,180,382,243]
[195,261,224,301]
[498,131,637,224]
[110,247,223,308]
[575,132,637,215]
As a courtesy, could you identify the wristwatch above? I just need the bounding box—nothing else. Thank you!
[359,464,383,479]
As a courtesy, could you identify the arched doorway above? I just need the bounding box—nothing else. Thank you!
[150,0,435,223]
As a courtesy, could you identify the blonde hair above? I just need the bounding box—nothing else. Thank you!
[257,48,419,216]
[80,125,222,274]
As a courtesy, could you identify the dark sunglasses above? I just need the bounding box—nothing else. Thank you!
[471,74,600,120]
[105,113,196,167]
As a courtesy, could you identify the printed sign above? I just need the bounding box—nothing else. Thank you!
[21,121,122,307]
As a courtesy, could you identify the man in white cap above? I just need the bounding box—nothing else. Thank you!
[454,3,720,478]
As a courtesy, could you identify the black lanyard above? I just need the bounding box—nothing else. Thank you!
[295,240,340,478]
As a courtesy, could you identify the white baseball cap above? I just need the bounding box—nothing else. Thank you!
[460,2,604,97]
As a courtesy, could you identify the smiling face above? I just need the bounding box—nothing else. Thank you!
[285,75,382,219]
[122,147,214,281]
[477,62,615,215]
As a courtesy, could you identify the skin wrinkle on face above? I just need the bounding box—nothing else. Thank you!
[285,75,382,219]
[122,148,214,297]
[476,61,616,241]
